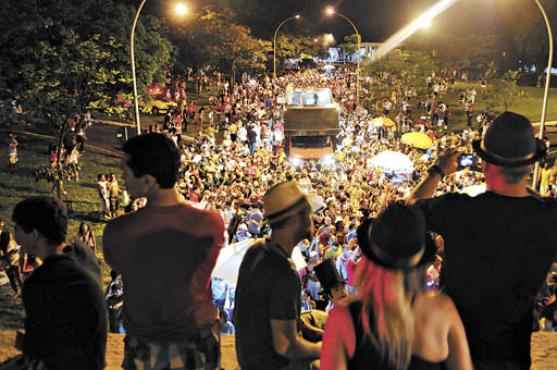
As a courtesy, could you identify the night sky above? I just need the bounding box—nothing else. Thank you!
[147,0,514,42]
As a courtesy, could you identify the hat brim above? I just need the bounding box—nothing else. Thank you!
[472,139,546,167]
[357,219,434,271]
[266,193,324,223]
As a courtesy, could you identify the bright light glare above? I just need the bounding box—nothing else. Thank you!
[320,155,335,167]
[325,6,335,16]
[419,17,432,29]
[290,157,304,167]
[175,3,189,16]
[294,14,301,20]
[372,0,461,62]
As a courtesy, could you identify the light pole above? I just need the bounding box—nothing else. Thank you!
[130,1,189,135]
[130,0,148,135]
[532,0,554,189]
[273,14,301,79]
[325,6,361,106]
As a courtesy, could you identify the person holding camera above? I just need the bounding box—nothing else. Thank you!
[409,112,557,370]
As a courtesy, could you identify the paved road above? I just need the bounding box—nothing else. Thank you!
[87,114,163,153]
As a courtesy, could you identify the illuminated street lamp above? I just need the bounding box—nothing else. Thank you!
[324,6,361,105]
[130,1,189,135]
[273,14,301,79]
[175,3,189,16]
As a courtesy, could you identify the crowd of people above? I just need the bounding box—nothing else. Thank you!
[2,62,557,370]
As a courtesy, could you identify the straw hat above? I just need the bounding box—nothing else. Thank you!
[263,181,324,223]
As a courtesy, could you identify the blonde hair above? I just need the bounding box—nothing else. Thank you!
[353,258,414,370]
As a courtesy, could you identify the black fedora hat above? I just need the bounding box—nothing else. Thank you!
[356,203,433,271]
[472,111,546,167]
[314,258,345,294]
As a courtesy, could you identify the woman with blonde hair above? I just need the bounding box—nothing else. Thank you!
[320,202,472,370]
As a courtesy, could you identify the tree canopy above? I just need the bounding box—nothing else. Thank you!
[0,0,173,126]
[171,7,270,76]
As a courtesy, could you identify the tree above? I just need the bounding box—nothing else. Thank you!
[496,0,557,73]
[340,34,360,56]
[172,8,269,77]
[0,0,173,199]
[272,34,329,73]
[0,0,173,126]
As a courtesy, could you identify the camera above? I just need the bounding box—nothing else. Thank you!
[457,154,477,170]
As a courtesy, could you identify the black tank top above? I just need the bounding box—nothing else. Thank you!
[347,301,446,370]
[408,355,445,370]
[347,301,396,370]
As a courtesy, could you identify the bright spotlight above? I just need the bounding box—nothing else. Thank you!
[325,6,335,16]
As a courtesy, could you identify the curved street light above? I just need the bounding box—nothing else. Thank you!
[130,0,148,135]
[273,14,301,79]
[532,0,554,189]
[325,6,361,105]
[130,1,189,135]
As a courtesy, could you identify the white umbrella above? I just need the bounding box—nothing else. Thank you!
[368,151,414,175]
[461,184,486,197]
[212,238,307,285]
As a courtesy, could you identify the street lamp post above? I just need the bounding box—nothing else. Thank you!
[130,0,148,135]
[325,7,361,105]
[273,14,301,79]
[532,0,554,189]
[130,1,189,135]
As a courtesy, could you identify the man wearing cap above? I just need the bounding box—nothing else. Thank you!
[234,181,322,370]
[409,112,557,370]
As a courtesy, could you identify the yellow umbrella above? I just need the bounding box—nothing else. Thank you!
[381,117,396,128]
[401,132,434,150]
[370,117,396,128]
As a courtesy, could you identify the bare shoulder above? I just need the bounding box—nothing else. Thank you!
[414,290,457,317]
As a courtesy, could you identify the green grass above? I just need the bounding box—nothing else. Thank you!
[0,131,121,287]
[433,83,557,131]
[497,87,557,123]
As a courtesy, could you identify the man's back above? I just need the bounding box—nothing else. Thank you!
[104,202,224,341]
[419,192,557,364]
[23,253,107,370]
[234,241,302,370]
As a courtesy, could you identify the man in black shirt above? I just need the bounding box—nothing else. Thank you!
[11,196,106,370]
[409,112,557,370]
[235,181,322,370]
